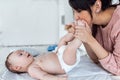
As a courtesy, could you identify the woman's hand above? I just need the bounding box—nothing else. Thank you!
[75,20,93,43]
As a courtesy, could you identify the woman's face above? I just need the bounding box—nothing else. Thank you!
[73,10,92,27]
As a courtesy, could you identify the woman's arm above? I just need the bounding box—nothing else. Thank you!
[75,20,120,75]
[84,43,99,63]
[86,36,109,59]
[75,20,109,59]
[83,34,120,75]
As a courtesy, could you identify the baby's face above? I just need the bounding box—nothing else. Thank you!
[9,50,34,68]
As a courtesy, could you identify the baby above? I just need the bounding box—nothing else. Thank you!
[5,21,84,80]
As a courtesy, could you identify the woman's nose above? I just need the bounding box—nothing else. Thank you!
[74,12,80,21]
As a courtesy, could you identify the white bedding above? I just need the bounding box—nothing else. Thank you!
[0,55,117,80]
[0,45,120,80]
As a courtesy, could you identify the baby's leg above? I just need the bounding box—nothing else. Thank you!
[63,38,82,65]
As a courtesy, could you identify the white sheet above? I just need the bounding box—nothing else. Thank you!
[0,45,120,80]
[67,55,113,80]
[0,70,35,80]
[0,55,116,80]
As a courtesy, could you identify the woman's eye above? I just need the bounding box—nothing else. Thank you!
[77,9,82,13]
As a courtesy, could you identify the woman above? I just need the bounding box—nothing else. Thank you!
[68,0,120,75]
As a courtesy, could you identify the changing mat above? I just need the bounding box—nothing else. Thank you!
[0,55,115,80]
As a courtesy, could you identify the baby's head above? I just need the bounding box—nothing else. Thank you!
[5,50,34,74]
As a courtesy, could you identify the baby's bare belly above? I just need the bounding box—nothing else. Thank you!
[36,53,65,74]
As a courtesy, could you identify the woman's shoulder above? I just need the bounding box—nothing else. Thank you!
[108,5,120,38]
[114,5,120,16]
[110,5,120,26]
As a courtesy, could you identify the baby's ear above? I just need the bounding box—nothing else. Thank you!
[12,65,21,71]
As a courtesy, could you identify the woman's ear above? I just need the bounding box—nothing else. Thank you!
[95,0,102,13]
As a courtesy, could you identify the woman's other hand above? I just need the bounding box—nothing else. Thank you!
[75,20,92,43]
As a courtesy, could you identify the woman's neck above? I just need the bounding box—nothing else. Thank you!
[93,7,116,26]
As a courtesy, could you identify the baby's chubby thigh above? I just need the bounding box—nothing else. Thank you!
[57,46,81,73]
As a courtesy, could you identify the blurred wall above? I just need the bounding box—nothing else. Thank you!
[0,0,73,46]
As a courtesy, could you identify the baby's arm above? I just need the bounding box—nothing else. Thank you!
[28,67,67,80]
[58,33,74,49]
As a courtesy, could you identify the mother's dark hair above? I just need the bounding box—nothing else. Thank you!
[69,0,119,37]
[69,0,112,16]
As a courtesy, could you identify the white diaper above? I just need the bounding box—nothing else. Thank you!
[57,45,81,73]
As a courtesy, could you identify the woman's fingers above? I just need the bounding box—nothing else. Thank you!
[74,26,84,39]
[82,20,92,34]
[74,24,92,43]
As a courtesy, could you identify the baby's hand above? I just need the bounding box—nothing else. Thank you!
[65,25,72,30]
[65,25,75,34]
[65,20,85,34]
[65,22,76,34]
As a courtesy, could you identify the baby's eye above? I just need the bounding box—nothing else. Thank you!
[19,53,23,56]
